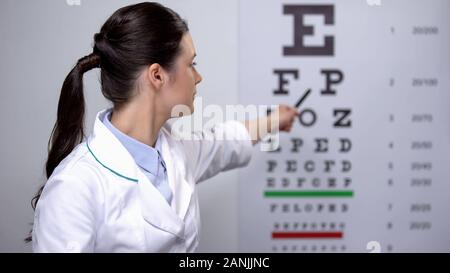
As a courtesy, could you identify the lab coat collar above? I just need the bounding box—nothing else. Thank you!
[87,109,139,182]
[101,109,162,176]
[87,109,193,238]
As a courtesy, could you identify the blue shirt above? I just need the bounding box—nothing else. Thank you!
[102,110,173,205]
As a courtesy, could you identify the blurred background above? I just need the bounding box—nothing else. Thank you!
[0,0,449,252]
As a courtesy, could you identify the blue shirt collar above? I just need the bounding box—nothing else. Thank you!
[102,109,164,176]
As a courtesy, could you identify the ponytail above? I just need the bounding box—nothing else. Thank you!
[26,53,100,242]
[35,53,100,208]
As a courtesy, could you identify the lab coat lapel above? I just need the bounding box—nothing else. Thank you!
[88,110,186,238]
[139,126,193,239]
[160,128,193,221]
[137,171,185,238]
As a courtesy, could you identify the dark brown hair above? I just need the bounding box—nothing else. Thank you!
[26,2,188,242]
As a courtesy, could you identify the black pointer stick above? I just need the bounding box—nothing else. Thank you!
[267,89,312,115]
[294,88,311,109]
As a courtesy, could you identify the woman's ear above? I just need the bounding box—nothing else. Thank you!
[146,63,166,90]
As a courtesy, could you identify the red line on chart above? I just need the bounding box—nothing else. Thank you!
[272,231,343,239]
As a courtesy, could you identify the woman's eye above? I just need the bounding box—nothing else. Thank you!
[191,62,197,67]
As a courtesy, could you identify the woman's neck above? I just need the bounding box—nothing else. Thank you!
[110,96,167,148]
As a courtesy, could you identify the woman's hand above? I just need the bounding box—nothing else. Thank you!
[270,104,299,133]
[243,104,299,145]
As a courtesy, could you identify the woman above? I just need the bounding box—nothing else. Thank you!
[30,2,298,252]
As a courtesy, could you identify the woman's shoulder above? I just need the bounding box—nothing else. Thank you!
[36,142,107,215]
[46,142,106,193]
[51,142,94,174]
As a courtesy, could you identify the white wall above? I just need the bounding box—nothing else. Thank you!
[0,0,240,252]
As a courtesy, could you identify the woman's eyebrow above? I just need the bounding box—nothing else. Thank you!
[191,53,197,60]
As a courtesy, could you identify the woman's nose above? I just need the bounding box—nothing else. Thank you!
[195,71,203,85]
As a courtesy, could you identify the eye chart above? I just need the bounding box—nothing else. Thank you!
[238,0,450,252]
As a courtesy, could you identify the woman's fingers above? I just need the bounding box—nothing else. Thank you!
[274,104,300,132]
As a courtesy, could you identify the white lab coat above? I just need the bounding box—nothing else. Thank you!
[32,109,253,252]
